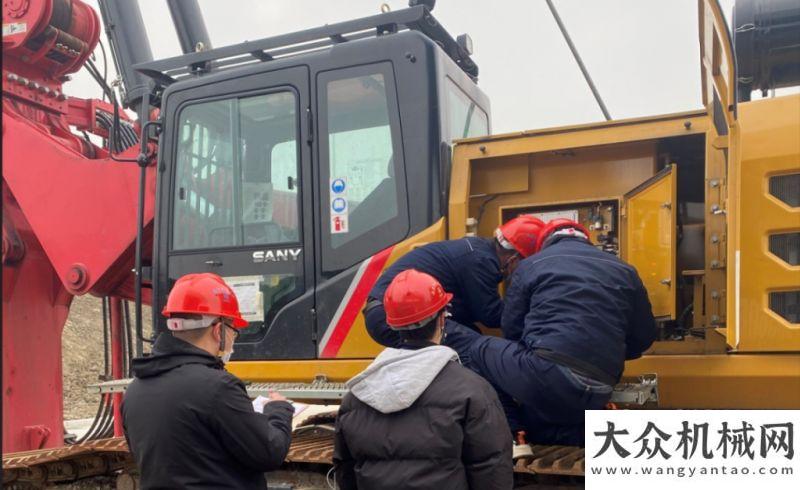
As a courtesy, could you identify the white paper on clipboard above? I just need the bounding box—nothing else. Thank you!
[251,395,308,416]
[223,275,264,322]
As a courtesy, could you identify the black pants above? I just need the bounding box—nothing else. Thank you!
[444,323,613,446]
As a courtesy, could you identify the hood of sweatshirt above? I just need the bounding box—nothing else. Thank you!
[346,345,459,414]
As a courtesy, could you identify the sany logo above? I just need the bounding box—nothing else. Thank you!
[252,248,302,263]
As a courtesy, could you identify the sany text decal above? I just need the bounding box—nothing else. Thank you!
[252,248,302,263]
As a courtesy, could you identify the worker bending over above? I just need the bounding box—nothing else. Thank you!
[365,215,544,348]
[335,269,513,490]
[123,273,293,489]
[445,219,657,449]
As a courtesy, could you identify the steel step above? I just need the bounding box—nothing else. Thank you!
[90,374,658,405]
[89,378,349,400]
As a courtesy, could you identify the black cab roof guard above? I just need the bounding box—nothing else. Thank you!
[133,5,478,87]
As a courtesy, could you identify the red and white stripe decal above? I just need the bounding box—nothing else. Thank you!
[318,246,394,358]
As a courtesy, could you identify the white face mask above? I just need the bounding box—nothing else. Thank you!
[218,322,236,364]
[221,347,234,364]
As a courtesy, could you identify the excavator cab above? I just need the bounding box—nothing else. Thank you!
[139,4,489,362]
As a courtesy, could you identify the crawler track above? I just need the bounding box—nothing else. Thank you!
[3,421,586,487]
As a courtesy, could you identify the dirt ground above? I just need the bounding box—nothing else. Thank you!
[62,295,153,421]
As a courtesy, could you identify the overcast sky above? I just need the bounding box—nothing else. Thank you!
[68,0,745,134]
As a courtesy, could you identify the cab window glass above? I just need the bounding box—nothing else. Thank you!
[172,91,300,250]
[445,77,488,142]
[319,64,408,271]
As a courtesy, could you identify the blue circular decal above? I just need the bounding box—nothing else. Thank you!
[331,178,346,194]
[332,197,347,213]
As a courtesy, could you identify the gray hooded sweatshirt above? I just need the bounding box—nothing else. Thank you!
[334,343,513,490]
[346,345,459,413]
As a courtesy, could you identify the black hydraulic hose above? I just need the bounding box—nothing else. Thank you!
[85,397,107,440]
[95,112,138,151]
[75,297,113,444]
[120,300,129,377]
[476,194,498,225]
[123,300,134,376]
[84,59,137,162]
[91,298,115,440]
[74,394,107,444]
[99,39,108,93]
[96,396,115,438]
[86,60,139,155]
[88,394,113,440]
[85,60,111,98]
[110,93,138,161]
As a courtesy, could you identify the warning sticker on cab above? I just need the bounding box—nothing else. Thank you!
[223,275,264,323]
[2,23,27,37]
[331,215,348,234]
[330,177,349,234]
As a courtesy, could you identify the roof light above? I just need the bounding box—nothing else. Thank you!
[457,33,473,56]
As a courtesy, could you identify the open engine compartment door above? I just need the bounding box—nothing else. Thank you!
[622,165,677,319]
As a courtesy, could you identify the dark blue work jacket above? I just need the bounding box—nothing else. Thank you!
[370,237,503,329]
[502,236,657,381]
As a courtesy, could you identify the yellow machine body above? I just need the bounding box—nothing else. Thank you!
[231,0,800,409]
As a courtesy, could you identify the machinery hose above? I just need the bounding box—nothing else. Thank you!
[88,394,114,441]
[123,300,134,377]
[74,393,107,444]
[73,295,129,443]
[86,296,115,441]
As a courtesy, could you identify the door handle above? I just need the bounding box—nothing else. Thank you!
[205,259,222,267]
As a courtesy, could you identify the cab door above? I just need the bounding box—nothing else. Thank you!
[312,62,411,359]
[155,66,316,359]
[622,165,678,319]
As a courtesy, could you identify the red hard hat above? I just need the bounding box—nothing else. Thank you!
[384,269,453,329]
[535,218,591,253]
[495,215,546,258]
[162,273,248,328]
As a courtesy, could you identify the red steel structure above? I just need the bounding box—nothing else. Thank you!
[2,0,156,452]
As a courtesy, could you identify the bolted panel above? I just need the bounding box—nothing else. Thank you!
[734,95,800,351]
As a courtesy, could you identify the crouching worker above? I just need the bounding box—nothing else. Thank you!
[123,273,293,489]
[364,215,544,348]
[334,270,513,490]
[444,219,657,449]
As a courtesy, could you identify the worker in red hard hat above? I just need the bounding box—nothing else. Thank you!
[335,269,513,489]
[364,215,545,349]
[445,218,657,451]
[123,273,294,489]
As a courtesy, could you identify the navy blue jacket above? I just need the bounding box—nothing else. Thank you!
[502,236,656,381]
[370,237,503,329]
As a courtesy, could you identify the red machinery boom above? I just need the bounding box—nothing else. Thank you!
[2,0,156,452]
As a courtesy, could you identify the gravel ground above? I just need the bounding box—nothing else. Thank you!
[62,296,153,421]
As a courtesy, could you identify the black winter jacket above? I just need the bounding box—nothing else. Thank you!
[122,334,293,489]
[502,236,657,381]
[370,237,504,329]
[334,342,513,490]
